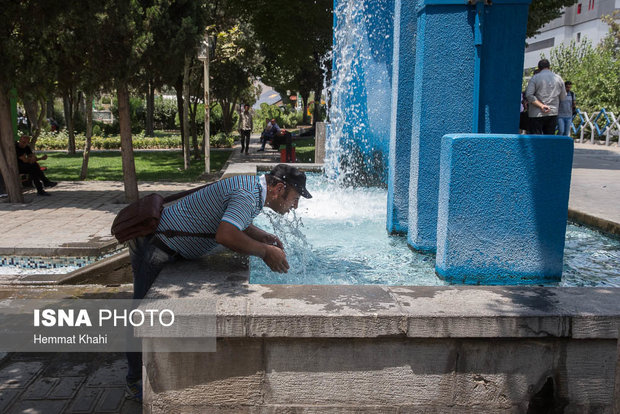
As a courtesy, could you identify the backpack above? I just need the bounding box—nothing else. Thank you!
[111,184,214,243]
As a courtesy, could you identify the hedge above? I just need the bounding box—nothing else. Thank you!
[35,131,234,150]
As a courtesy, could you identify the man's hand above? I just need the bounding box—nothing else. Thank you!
[245,224,284,249]
[263,244,289,273]
[262,233,283,249]
[541,104,550,113]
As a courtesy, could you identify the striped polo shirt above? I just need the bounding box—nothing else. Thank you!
[156,175,263,259]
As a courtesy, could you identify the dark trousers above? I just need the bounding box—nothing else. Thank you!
[18,162,50,191]
[240,130,251,153]
[126,235,177,383]
[528,116,558,135]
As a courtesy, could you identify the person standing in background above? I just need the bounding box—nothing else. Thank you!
[238,104,253,154]
[557,81,576,136]
[526,59,566,135]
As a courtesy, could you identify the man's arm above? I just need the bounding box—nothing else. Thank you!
[525,77,537,104]
[244,224,283,249]
[216,221,289,273]
[525,78,550,113]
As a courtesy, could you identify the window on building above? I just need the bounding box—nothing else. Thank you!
[590,0,595,10]
[577,32,581,42]
[577,3,582,13]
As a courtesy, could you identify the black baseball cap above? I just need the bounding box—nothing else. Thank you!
[269,164,312,199]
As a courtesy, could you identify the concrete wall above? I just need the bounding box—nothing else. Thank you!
[143,337,617,413]
[137,257,620,413]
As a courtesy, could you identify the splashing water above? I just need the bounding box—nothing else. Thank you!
[324,0,394,186]
[250,174,620,286]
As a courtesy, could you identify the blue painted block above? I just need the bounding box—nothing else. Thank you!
[436,134,574,285]
[407,0,530,252]
[387,0,419,234]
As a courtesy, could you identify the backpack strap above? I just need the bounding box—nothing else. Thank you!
[163,183,211,203]
[156,229,216,239]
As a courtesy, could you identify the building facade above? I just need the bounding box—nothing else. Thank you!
[523,0,620,69]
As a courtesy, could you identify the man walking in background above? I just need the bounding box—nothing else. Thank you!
[239,104,253,154]
[526,59,567,135]
[557,81,576,136]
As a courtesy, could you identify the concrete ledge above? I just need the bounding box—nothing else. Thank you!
[138,254,620,412]
[568,208,620,237]
[0,240,121,257]
[137,255,620,340]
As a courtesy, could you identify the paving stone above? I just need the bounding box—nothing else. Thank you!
[86,359,127,387]
[67,387,102,413]
[21,377,59,399]
[95,387,125,412]
[47,376,84,399]
[9,399,67,414]
[0,361,44,389]
[0,389,21,412]
[119,400,142,414]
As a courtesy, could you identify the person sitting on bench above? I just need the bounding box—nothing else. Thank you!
[15,135,57,196]
[257,119,280,152]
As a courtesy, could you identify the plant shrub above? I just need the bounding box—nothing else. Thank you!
[210,132,234,148]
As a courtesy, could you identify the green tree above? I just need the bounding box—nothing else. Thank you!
[209,23,263,133]
[247,0,332,127]
[0,0,66,202]
[546,13,620,114]
[527,0,578,38]
[94,0,154,202]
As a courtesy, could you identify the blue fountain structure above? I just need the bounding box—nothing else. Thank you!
[436,134,574,284]
[326,0,395,184]
[406,0,532,252]
[386,0,419,234]
[329,0,576,284]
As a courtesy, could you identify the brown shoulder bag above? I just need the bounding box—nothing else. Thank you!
[111,184,213,243]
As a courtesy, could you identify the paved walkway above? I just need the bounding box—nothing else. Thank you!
[568,143,620,234]
[0,137,618,413]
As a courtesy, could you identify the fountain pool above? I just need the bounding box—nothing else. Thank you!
[250,174,620,287]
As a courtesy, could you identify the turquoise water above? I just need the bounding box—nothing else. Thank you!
[250,174,620,287]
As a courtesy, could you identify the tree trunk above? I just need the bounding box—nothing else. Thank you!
[175,76,184,152]
[63,91,76,154]
[23,97,46,147]
[0,87,24,203]
[182,53,191,170]
[301,91,310,125]
[117,83,139,202]
[145,80,155,136]
[220,100,237,133]
[80,92,94,180]
[46,98,54,118]
[313,81,323,128]
[189,97,199,159]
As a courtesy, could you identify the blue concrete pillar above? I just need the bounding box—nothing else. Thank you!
[407,0,530,252]
[387,0,419,234]
[327,0,394,184]
[436,134,574,285]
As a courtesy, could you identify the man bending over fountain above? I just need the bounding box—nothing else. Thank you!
[125,163,312,402]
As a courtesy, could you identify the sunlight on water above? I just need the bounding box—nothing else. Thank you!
[250,174,620,287]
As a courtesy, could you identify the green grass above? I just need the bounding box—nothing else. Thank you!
[293,137,316,163]
[41,150,232,182]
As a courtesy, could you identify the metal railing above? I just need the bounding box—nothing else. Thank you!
[571,108,620,145]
